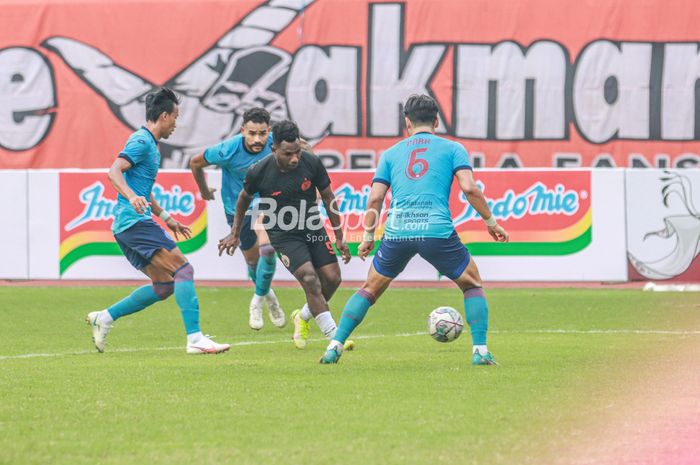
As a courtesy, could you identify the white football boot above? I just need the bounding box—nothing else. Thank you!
[265,289,286,328]
[186,335,231,354]
[86,310,111,353]
[249,296,264,330]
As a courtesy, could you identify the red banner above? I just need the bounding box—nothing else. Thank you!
[2,0,700,170]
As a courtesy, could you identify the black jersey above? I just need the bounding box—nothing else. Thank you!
[243,151,331,236]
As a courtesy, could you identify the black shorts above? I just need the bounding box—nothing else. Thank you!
[270,229,338,273]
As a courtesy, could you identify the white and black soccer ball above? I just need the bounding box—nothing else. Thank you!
[428,306,464,343]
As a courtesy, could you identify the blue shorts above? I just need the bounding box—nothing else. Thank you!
[372,230,470,280]
[225,213,257,251]
[114,218,178,270]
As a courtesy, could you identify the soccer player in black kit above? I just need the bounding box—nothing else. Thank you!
[219,120,352,348]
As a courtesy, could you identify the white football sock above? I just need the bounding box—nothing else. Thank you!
[98,310,113,325]
[473,345,488,355]
[265,288,277,300]
[314,311,337,340]
[187,331,204,344]
[300,303,312,322]
[251,294,264,306]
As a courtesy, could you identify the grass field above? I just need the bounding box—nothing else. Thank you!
[1,285,699,465]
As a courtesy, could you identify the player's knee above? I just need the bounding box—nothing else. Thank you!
[299,272,322,294]
[328,272,342,290]
[152,281,174,300]
[259,243,275,257]
[173,262,194,282]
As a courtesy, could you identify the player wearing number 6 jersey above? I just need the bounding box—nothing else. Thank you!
[320,94,509,365]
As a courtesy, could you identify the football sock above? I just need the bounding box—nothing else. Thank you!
[251,294,264,306]
[333,290,375,344]
[255,244,276,297]
[473,344,488,355]
[463,287,488,346]
[107,284,163,321]
[314,311,338,340]
[300,303,312,321]
[98,310,114,325]
[173,263,201,335]
[246,263,257,283]
[187,331,204,344]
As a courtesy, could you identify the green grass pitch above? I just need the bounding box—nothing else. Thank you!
[1,285,698,465]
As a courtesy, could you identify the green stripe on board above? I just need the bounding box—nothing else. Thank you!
[60,228,208,275]
[338,226,592,257]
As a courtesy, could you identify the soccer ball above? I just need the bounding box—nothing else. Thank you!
[428,306,464,343]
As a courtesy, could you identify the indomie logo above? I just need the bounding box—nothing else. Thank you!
[454,182,583,225]
[331,184,372,215]
[64,181,196,231]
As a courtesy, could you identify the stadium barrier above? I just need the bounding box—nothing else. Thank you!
[5,168,698,283]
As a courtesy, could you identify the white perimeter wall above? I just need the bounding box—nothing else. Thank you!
[4,168,694,282]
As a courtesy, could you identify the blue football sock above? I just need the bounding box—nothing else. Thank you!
[107,285,161,321]
[463,287,488,345]
[173,263,201,335]
[255,245,276,297]
[334,290,375,344]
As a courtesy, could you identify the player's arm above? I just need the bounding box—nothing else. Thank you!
[218,189,253,256]
[319,185,351,264]
[357,182,390,260]
[150,194,191,241]
[189,152,217,200]
[107,157,149,214]
[455,169,509,242]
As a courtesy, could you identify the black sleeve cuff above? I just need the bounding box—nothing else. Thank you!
[372,178,390,186]
[453,165,473,174]
[118,153,135,166]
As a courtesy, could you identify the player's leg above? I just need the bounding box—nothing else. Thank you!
[292,231,341,348]
[292,262,339,343]
[148,242,230,354]
[452,258,496,365]
[273,237,316,348]
[254,222,285,328]
[418,231,496,365]
[86,221,175,352]
[320,239,415,364]
[228,213,258,283]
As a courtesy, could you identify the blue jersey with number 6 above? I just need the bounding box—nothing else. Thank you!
[373,132,472,240]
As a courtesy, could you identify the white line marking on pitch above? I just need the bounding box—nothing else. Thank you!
[1,329,698,361]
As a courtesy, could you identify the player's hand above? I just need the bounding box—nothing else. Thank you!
[129,195,149,214]
[218,233,240,256]
[488,224,509,242]
[358,240,374,261]
[200,188,217,201]
[336,239,351,264]
[166,218,192,241]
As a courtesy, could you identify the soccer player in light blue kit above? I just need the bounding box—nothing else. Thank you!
[320,94,509,365]
[86,87,230,355]
[190,108,285,331]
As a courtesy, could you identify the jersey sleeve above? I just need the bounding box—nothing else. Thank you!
[118,136,149,167]
[310,153,331,190]
[203,139,236,166]
[373,152,391,186]
[452,144,472,173]
[243,164,259,195]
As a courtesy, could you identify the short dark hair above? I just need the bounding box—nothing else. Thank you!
[145,87,179,122]
[403,94,439,125]
[271,120,299,145]
[242,107,271,126]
